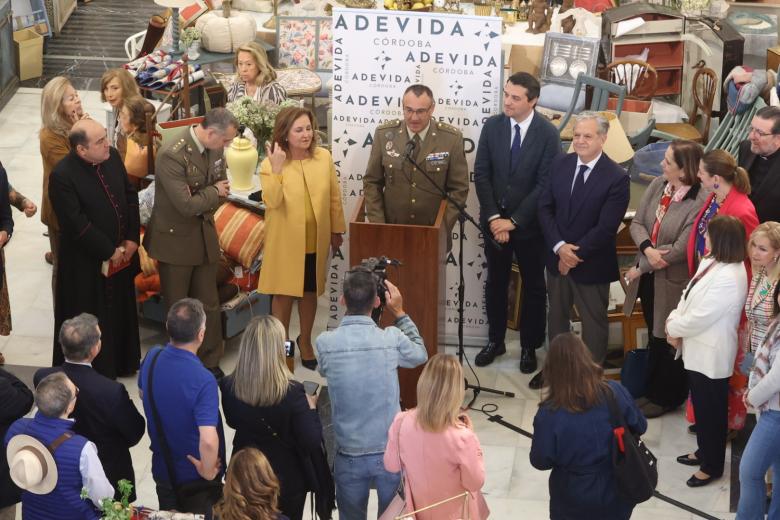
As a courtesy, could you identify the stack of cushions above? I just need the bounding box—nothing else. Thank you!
[134,202,266,302]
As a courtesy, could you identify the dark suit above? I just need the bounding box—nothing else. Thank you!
[737,140,780,224]
[538,152,630,361]
[474,112,561,347]
[34,362,145,502]
[0,368,33,510]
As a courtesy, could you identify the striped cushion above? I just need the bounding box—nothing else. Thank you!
[214,202,265,268]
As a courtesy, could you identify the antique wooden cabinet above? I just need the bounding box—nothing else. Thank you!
[0,0,19,111]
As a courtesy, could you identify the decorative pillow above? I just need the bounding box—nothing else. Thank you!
[214,202,265,268]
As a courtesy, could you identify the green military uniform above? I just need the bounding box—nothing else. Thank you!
[363,119,470,250]
[143,126,226,368]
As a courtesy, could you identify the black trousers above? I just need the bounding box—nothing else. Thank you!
[484,232,547,349]
[688,370,729,477]
[638,273,688,408]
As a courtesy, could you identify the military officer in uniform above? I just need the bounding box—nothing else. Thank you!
[143,108,238,378]
[364,84,469,250]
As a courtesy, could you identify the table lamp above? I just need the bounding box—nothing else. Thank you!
[155,0,192,54]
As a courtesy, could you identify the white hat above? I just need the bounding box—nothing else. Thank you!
[6,434,58,495]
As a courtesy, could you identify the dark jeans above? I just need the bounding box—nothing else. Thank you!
[639,273,688,408]
[688,370,729,477]
[484,232,547,349]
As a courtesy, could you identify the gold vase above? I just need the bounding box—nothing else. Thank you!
[225,136,258,191]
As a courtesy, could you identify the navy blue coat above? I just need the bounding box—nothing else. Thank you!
[474,112,561,239]
[538,152,630,284]
[530,381,647,520]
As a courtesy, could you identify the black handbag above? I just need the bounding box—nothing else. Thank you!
[146,348,224,515]
[604,386,658,504]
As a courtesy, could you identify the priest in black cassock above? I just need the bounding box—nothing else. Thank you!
[49,118,141,379]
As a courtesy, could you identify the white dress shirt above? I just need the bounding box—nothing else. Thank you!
[79,439,115,507]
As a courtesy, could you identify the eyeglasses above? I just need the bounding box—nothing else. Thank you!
[748,126,778,138]
[403,106,432,117]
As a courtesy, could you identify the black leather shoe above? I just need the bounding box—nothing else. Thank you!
[474,341,506,367]
[676,454,700,466]
[519,348,537,374]
[529,372,544,390]
[687,473,718,487]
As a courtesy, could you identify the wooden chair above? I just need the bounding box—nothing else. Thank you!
[557,73,627,134]
[606,59,658,100]
[653,67,717,144]
[706,96,767,155]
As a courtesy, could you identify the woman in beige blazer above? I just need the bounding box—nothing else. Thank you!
[259,107,346,370]
[39,76,88,288]
[624,140,707,418]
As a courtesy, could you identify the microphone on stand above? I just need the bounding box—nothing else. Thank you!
[404,139,416,160]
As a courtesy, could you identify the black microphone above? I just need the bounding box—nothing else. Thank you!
[404,139,416,159]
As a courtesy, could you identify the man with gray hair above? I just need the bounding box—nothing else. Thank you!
[537,112,630,386]
[34,313,145,502]
[144,108,239,378]
[4,372,114,517]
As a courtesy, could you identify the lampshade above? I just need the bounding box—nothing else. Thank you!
[565,111,635,164]
[153,0,191,8]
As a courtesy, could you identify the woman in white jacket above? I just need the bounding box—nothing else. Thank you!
[666,215,748,488]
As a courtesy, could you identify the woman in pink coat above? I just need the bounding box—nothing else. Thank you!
[384,354,489,519]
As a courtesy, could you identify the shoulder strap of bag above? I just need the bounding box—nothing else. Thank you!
[604,384,627,430]
[47,431,73,453]
[146,347,182,489]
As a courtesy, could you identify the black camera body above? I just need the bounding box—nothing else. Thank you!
[359,256,400,323]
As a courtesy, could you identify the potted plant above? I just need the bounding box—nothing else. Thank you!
[225,97,301,154]
[82,479,138,520]
[180,27,202,59]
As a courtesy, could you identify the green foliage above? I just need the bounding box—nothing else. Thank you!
[226,97,301,149]
[82,479,135,520]
[180,27,202,49]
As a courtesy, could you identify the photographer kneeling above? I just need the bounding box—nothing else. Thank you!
[316,267,427,520]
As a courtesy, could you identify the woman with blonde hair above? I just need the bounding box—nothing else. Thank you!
[118,95,156,187]
[384,354,489,520]
[101,68,140,158]
[213,447,289,520]
[227,41,286,104]
[39,76,87,279]
[745,222,780,356]
[219,315,324,520]
[530,333,646,519]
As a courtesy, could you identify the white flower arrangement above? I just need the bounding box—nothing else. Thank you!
[225,97,301,151]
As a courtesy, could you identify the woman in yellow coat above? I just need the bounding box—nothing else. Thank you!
[260,106,346,370]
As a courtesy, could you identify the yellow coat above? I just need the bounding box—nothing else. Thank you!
[258,147,346,297]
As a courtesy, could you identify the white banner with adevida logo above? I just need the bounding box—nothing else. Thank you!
[327,8,502,345]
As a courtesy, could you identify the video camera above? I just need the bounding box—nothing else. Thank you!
[358,256,401,323]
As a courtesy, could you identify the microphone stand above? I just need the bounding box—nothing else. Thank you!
[404,147,515,403]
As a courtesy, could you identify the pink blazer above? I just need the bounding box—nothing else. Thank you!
[384,410,490,520]
[686,189,758,278]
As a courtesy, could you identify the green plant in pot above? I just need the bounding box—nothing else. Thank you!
[180,27,202,58]
[82,479,135,520]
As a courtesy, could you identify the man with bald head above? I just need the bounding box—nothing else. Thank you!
[48,117,141,380]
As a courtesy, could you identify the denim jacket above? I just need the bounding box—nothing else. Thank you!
[316,314,427,456]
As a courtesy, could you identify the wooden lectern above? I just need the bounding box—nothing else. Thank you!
[349,197,447,408]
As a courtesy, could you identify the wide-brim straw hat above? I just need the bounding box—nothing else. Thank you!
[6,434,58,495]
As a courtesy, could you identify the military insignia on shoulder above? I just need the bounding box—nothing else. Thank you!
[436,122,461,135]
[377,119,401,130]
[171,139,186,153]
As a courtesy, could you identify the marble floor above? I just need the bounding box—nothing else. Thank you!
[0,88,737,519]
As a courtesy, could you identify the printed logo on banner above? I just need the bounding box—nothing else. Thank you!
[330,8,501,344]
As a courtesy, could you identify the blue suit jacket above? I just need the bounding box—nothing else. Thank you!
[474,112,561,238]
[538,152,630,284]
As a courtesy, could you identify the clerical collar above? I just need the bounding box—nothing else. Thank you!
[760,147,780,161]
[407,121,431,142]
[190,126,206,155]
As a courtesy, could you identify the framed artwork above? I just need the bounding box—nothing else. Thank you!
[276,16,333,72]
[180,0,210,27]
[507,262,522,330]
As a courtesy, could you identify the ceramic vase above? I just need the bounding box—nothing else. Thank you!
[187,41,201,60]
[226,136,258,191]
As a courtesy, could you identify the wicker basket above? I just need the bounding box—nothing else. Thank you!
[474,2,493,15]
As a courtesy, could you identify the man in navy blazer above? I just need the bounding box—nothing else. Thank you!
[34,313,145,501]
[474,72,561,372]
[537,112,630,387]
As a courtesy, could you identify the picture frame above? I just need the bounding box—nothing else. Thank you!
[276,16,333,72]
[506,262,522,330]
[180,0,210,28]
